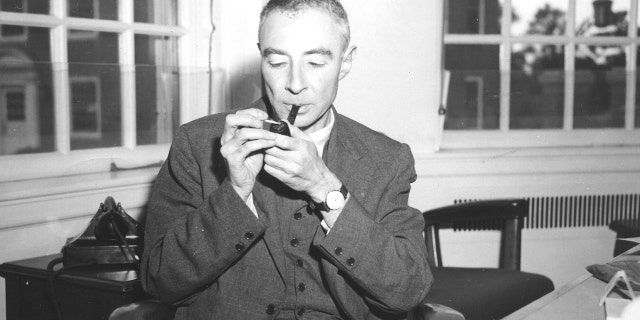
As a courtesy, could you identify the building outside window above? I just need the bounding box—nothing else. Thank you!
[0,0,191,181]
[443,0,640,148]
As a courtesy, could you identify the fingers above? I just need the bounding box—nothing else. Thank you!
[263,153,299,175]
[221,134,275,163]
[281,120,312,142]
[225,111,267,132]
[221,127,276,156]
[236,108,269,120]
[222,108,274,143]
[221,109,277,162]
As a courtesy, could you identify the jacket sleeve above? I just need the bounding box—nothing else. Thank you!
[140,126,268,305]
[312,143,432,314]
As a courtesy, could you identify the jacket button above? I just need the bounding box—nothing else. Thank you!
[235,243,244,252]
[265,303,276,315]
[334,247,343,256]
[296,259,304,267]
[290,238,299,247]
[297,308,305,316]
[297,282,306,291]
[294,211,303,220]
[244,231,254,240]
[346,257,355,266]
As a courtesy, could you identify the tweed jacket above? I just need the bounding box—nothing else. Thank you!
[141,98,432,319]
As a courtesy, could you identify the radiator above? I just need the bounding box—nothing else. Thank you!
[454,194,640,229]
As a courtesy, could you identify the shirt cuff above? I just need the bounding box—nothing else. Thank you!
[246,192,259,219]
[320,219,331,234]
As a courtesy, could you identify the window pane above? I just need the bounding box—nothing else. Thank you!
[135,34,180,145]
[511,43,564,129]
[574,44,626,129]
[636,46,640,128]
[1,0,49,38]
[1,24,26,39]
[68,0,117,20]
[1,0,48,14]
[0,0,22,12]
[511,0,568,37]
[134,0,178,25]
[0,26,54,155]
[444,45,500,130]
[445,0,501,34]
[576,0,629,37]
[68,30,121,150]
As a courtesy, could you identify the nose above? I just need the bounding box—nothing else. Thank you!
[286,64,307,94]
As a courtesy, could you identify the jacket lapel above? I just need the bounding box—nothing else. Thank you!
[325,112,375,202]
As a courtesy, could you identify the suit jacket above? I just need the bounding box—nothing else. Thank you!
[141,98,432,319]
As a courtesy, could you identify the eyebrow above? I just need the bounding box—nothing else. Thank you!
[262,48,286,57]
[262,47,334,59]
[305,48,334,59]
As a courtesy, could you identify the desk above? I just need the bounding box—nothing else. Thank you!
[505,249,640,320]
[503,273,616,320]
[0,253,148,320]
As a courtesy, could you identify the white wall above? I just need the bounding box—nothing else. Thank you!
[335,1,442,154]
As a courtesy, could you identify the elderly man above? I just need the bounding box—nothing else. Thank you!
[141,0,432,319]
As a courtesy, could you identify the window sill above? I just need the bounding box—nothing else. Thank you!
[414,145,640,177]
[0,166,160,203]
[0,166,160,231]
[0,144,170,183]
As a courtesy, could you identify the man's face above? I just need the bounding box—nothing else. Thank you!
[259,8,354,133]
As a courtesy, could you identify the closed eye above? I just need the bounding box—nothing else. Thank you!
[268,61,287,68]
[308,61,326,68]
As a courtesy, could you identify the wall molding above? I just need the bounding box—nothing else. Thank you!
[414,146,640,177]
[0,167,157,230]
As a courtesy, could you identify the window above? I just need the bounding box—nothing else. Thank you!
[0,0,27,40]
[0,0,202,182]
[6,90,26,121]
[70,77,101,141]
[443,0,640,148]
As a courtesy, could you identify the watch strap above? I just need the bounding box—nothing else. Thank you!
[309,184,348,212]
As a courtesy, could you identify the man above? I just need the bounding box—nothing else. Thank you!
[141,0,432,319]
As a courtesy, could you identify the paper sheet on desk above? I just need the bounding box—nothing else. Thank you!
[592,240,640,320]
[599,271,636,319]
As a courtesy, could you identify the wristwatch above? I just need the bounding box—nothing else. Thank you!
[310,184,348,212]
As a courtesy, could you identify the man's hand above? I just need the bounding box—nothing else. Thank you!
[263,122,341,204]
[220,109,277,201]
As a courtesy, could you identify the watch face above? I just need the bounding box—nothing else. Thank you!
[326,190,346,210]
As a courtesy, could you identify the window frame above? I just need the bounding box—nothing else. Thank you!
[0,0,209,182]
[0,0,28,41]
[441,0,640,149]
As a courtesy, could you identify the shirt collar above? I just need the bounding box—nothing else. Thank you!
[307,109,334,158]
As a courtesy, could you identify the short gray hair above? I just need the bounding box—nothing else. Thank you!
[259,0,350,50]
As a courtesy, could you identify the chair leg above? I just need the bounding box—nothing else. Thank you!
[501,218,521,270]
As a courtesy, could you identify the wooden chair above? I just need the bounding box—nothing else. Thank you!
[608,219,640,256]
[414,199,555,320]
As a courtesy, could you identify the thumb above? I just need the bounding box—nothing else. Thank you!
[283,120,312,142]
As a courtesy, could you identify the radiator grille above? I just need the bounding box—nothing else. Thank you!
[454,194,640,229]
[526,194,640,229]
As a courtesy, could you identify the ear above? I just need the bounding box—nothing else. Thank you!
[339,45,357,80]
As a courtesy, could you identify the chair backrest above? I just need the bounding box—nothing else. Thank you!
[423,199,529,270]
